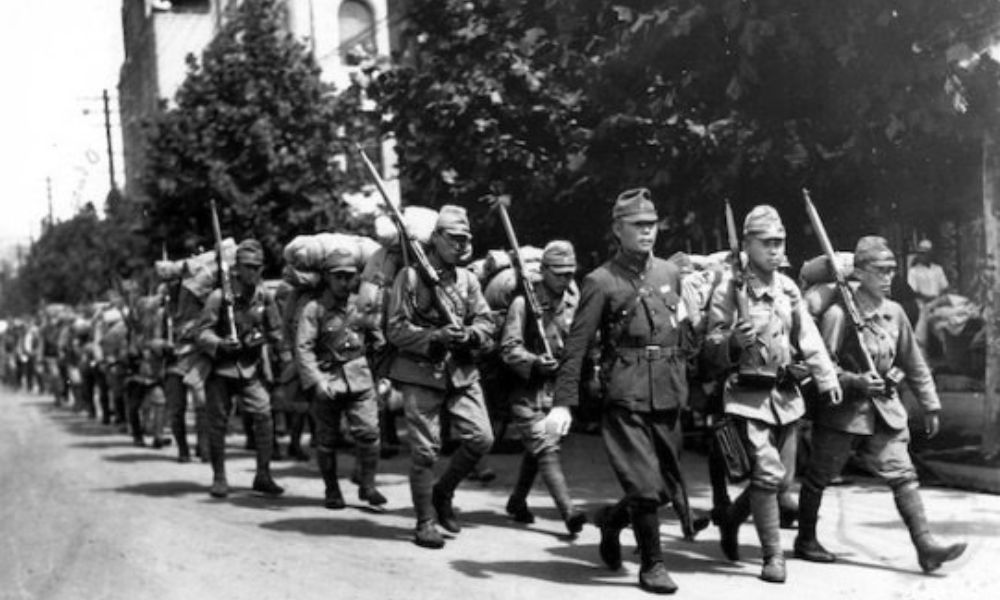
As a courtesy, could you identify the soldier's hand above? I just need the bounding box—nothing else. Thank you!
[442,325,470,348]
[534,355,559,376]
[544,406,573,437]
[845,371,884,395]
[731,320,757,350]
[823,386,843,405]
[924,412,940,439]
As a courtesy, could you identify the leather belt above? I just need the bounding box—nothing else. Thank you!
[618,345,680,360]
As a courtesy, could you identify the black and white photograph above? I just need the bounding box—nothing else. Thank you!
[1,1,998,598]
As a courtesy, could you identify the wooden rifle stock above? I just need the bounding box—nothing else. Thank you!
[209,200,239,343]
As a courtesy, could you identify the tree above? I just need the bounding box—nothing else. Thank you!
[365,0,1000,262]
[142,0,372,268]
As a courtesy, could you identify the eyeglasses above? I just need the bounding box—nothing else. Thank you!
[441,232,472,246]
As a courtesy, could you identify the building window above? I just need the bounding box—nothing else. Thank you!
[339,0,376,65]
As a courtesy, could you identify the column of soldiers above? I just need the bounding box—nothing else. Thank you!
[1,187,968,596]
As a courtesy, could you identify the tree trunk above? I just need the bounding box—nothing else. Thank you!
[981,133,1000,458]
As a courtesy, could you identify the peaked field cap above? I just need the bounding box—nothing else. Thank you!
[235,239,265,265]
[436,204,472,237]
[612,187,658,223]
[854,236,897,267]
[542,240,577,273]
[916,239,933,252]
[322,248,358,273]
[743,205,786,239]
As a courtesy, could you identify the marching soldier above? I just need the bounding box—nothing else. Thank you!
[501,240,587,534]
[704,205,841,584]
[295,248,387,509]
[196,239,290,498]
[386,205,496,549]
[553,188,694,595]
[794,236,967,573]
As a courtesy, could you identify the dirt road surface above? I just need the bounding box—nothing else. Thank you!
[1,386,997,600]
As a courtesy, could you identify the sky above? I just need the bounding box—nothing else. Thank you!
[0,1,124,249]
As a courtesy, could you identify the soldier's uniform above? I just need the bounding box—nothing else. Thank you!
[129,294,172,448]
[196,239,290,498]
[795,236,967,573]
[386,205,496,549]
[554,189,693,594]
[162,278,209,462]
[704,205,839,583]
[501,241,586,534]
[295,249,386,509]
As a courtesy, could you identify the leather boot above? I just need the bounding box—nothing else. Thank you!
[894,483,967,573]
[251,414,284,496]
[633,503,678,594]
[778,490,799,529]
[414,519,445,549]
[537,450,586,534]
[357,444,387,507]
[316,449,345,509]
[194,406,209,463]
[287,412,310,461]
[594,499,630,570]
[242,412,256,450]
[750,487,786,583]
[717,489,751,561]
[794,485,835,562]
[208,431,228,498]
[433,444,482,533]
[506,453,538,524]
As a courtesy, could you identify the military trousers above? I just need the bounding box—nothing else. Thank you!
[804,422,917,490]
[310,385,379,453]
[601,406,686,504]
[399,382,494,468]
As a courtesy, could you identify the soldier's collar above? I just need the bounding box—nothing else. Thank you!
[746,271,778,299]
[320,288,349,311]
[855,293,890,319]
[615,249,652,275]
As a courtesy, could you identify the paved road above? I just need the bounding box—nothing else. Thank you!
[1,385,997,600]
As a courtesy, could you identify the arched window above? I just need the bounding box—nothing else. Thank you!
[339,0,376,65]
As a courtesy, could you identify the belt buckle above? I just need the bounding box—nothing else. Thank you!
[644,345,662,360]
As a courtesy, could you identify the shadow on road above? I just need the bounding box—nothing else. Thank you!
[103,452,181,464]
[260,516,413,543]
[105,480,206,497]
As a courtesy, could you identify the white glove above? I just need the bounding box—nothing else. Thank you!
[544,406,573,437]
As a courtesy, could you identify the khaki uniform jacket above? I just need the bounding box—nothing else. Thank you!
[553,251,691,412]
[196,285,286,380]
[386,264,495,391]
[816,297,939,434]
[295,289,378,395]
[500,281,578,409]
[705,271,838,426]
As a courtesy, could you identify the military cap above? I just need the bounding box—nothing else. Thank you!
[854,236,897,268]
[322,247,358,273]
[435,204,472,239]
[235,239,265,266]
[541,240,577,274]
[916,239,933,253]
[743,205,786,239]
[612,188,658,223]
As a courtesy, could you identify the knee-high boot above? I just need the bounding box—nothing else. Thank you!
[316,448,344,509]
[633,502,678,594]
[357,443,386,506]
[433,444,481,533]
[208,424,228,498]
[251,413,283,496]
[893,482,967,573]
[717,488,751,561]
[537,449,586,533]
[794,484,835,562]
[594,498,630,570]
[750,487,786,583]
[411,464,444,548]
[506,453,538,523]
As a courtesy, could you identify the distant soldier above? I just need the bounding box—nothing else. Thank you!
[553,188,694,595]
[129,293,173,448]
[795,236,967,573]
[295,248,387,509]
[196,239,290,498]
[501,240,586,534]
[704,205,841,584]
[386,205,496,549]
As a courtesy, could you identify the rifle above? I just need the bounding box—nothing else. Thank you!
[209,200,240,344]
[161,244,175,346]
[488,194,554,357]
[355,145,460,328]
[802,188,879,376]
[723,200,763,365]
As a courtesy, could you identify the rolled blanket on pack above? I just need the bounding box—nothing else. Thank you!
[799,252,854,286]
[281,233,381,289]
[373,205,440,248]
[180,238,238,302]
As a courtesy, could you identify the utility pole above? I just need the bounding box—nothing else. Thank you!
[982,132,1000,459]
[103,89,118,192]
[46,176,53,230]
